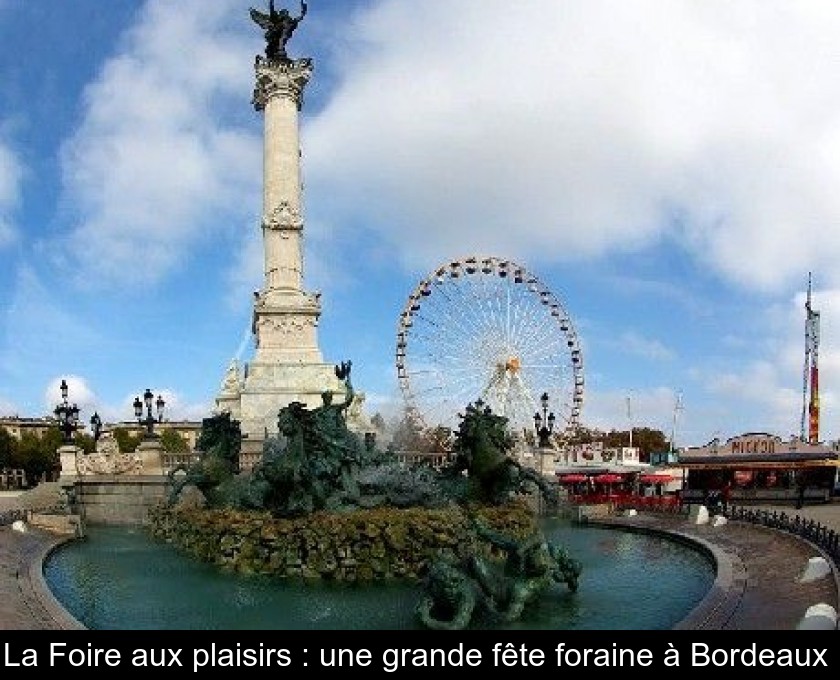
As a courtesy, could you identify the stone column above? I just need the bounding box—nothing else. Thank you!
[231,55,346,448]
[251,56,322,363]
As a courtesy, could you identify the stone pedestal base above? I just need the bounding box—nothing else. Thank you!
[238,361,346,441]
[136,439,165,476]
[58,444,82,479]
[516,448,555,477]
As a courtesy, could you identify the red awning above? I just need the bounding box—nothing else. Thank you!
[639,473,675,483]
[558,474,589,483]
[593,474,624,484]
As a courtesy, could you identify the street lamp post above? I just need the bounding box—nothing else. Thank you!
[89,412,103,444]
[532,392,557,516]
[533,392,555,449]
[134,388,165,439]
[54,379,81,444]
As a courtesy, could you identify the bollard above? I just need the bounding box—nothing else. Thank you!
[796,603,837,630]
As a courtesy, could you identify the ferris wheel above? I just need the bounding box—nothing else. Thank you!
[395,255,584,448]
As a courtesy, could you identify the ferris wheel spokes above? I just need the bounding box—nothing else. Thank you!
[396,255,585,446]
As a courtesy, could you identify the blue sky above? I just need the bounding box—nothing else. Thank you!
[1,0,839,448]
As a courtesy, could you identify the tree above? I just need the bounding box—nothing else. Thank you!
[13,431,60,484]
[559,424,667,462]
[632,427,669,462]
[370,412,386,432]
[0,427,16,470]
[603,429,627,450]
[113,427,142,454]
[160,428,190,453]
[74,432,96,454]
[40,428,64,459]
[562,425,597,446]
[387,413,449,453]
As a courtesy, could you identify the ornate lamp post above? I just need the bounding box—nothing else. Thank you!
[54,379,81,444]
[134,388,165,439]
[533,392,555,449]
[90,412,103,443]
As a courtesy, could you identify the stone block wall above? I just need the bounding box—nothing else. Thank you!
[148,503,536,582]
[73,476,170,526]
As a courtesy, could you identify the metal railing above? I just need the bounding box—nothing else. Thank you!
[609,497,840,569]
[160,452,200,475]
[390,450,451,469]
[0,468,27,490]
[726,505,840,568]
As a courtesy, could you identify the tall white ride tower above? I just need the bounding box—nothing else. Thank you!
[216,2,345,453]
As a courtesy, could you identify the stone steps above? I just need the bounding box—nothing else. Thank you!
[16,482,65,513]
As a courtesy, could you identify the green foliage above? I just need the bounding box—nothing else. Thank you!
[601,427,668,462]
[0,427,16,469]
[632,427,669,460]
[40,427,64,455]
[73,432,96,454]
[160,428,190,453]
[563,426,595,446]
[113,427,141,454]
[12,430,59,483]
[195,412,240,467]
[168,413,242,506]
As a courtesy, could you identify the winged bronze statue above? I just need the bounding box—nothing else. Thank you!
[335,360,352,384]
[250,1,308,62]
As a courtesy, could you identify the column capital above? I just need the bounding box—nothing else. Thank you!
[252,56,313,111]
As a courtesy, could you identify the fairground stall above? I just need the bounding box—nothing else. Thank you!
[555,441,682,509]
[678,432,840,505]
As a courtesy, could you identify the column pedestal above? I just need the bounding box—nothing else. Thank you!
[58,444,82,483]
[137,439,165,477]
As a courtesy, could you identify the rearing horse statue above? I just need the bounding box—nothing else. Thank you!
[441,400,558,507]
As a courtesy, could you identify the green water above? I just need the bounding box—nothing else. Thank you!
[43,517,714,630]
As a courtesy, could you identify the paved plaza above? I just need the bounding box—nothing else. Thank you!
[0,489,839,630]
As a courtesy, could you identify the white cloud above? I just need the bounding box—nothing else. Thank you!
[584,386,681,435]
[703,361,799,433]
[305,0,840,294]
[54,0,260,289]
[55,387,213,430]
[44,375,97,417]
[126,388,211,424]
[693,285,840,441]
[614,331,675,362]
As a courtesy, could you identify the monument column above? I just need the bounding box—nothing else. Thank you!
[250,56,322,362]
[254,57,309,297]
[219,4,347,452]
